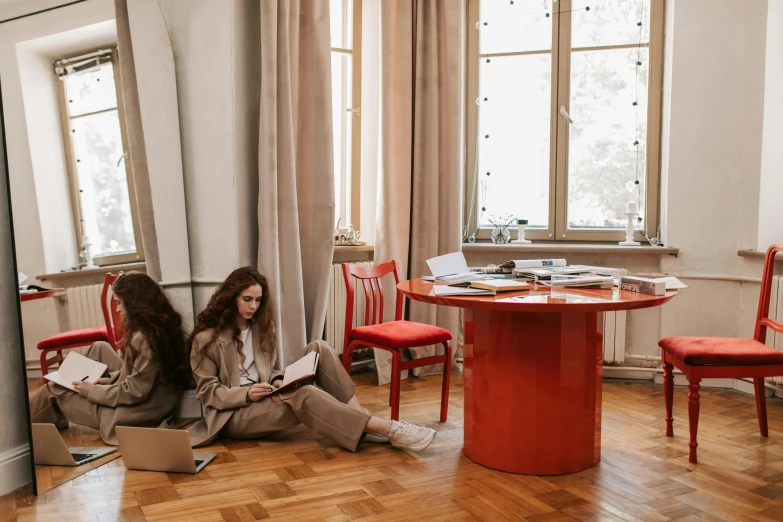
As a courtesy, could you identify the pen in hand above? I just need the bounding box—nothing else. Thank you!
[80,376,90,382]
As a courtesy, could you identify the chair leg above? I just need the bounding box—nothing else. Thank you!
[390,351,401,421]
[440,342,451,422]
[687,380,701,464]
[39,350,49,377]
[754,377,769,438]
[663,360,674,437]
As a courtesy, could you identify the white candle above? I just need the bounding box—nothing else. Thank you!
[626,201,638,214]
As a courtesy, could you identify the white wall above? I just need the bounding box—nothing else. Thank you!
[757,0,783,250]
[151,0,268,312]
[658,0,767,342]
[159,0,238,283]
[124,0,195,328]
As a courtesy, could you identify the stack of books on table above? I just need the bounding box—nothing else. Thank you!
[544,274,614,290]
[513,264,622,283]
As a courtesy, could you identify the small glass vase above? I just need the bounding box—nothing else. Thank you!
[491,226,511,244]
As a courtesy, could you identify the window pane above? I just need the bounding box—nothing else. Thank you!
[331,52,352,226]
[70,110,136,256]
[479,0,552,54]
[566,48,648,229]
[64,63,117,117]
[330,0,352,49]
[478,55,551,228]
[571,0,650,48]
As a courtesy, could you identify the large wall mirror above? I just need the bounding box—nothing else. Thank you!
[7,15,130,495]
[3,2,195,496]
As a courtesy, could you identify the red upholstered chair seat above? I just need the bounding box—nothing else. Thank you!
[348,321,452,349]
[37,326,108,351]
[659,336,783,366]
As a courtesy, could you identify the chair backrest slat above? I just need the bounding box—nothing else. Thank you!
[341,261,404,352]
[101,272,124,351]
[755,245,783,344]
[362,279,371,326]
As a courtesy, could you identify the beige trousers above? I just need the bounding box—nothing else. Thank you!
[29,342,122,430]
[221,340,370,452]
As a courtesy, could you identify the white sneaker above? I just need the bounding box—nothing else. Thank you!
[388,420,436,451]
[363,409,389,443]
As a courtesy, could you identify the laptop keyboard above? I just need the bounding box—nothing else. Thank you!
[71,453,97,463]
[194,459,204,467]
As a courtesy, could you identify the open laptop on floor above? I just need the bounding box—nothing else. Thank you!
[116,426,215,474]
[31,423,116,466]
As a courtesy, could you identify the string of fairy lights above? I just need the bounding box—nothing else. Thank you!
[466,0,662,245]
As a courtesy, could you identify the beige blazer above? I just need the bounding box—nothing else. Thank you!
[188,323,282,447]
[87,332,180,444]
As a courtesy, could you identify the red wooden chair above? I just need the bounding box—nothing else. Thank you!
[37,272,124,375]
[660,244,783,463]
[342,261,452,421]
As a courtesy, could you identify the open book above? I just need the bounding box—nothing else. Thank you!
[43,352,108,392]
[424,252,484,284]
[273,351,320,393]
[432,279,530,296]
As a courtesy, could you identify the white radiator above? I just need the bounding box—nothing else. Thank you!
[325,262,373,355]
[602,311,628,365]
[765,275,783,384]
[63,284,104,330]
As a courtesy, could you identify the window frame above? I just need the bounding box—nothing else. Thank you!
[56,47,144,266]
[331,0,363,231]
[465,0,665,242]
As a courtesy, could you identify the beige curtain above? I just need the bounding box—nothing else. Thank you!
[374,0,466,384]
[114,0,161,283]
[257,0,335,368]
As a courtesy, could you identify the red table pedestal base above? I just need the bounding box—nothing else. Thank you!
[464,309,603,475]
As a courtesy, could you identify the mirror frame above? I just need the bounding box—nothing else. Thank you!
[0,77,39,495]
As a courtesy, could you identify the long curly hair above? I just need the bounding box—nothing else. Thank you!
[187,266,275,365]
[112,272,189,388]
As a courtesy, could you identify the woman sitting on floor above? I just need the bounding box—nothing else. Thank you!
[186,266,436,452]
[29,272,190,444]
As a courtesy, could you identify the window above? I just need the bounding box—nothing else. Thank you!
[55,48,143,265]
[466,0,664,242]
[330,0,362,230]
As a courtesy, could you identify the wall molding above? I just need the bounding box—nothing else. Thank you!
[0,444,31,496]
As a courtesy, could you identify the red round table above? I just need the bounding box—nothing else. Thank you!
[398,279,677,475]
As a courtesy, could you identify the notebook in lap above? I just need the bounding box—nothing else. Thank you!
[116,426,215,473]
[43,351,107,392]
[270,351,319,393]
[31,423,116,466]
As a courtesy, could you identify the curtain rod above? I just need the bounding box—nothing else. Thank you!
[0,0,87,26]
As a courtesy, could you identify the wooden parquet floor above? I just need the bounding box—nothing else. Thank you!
[6,374,783,521]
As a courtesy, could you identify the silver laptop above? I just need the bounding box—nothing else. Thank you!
[116,426,215,474]
[31,423,116,466]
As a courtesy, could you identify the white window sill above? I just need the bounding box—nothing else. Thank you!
[333,244,374,264]
[738,249,783,261]
[463,242,679,256]
[38,262,147,286]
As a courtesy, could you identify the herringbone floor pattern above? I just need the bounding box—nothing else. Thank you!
[5,374,783,521]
